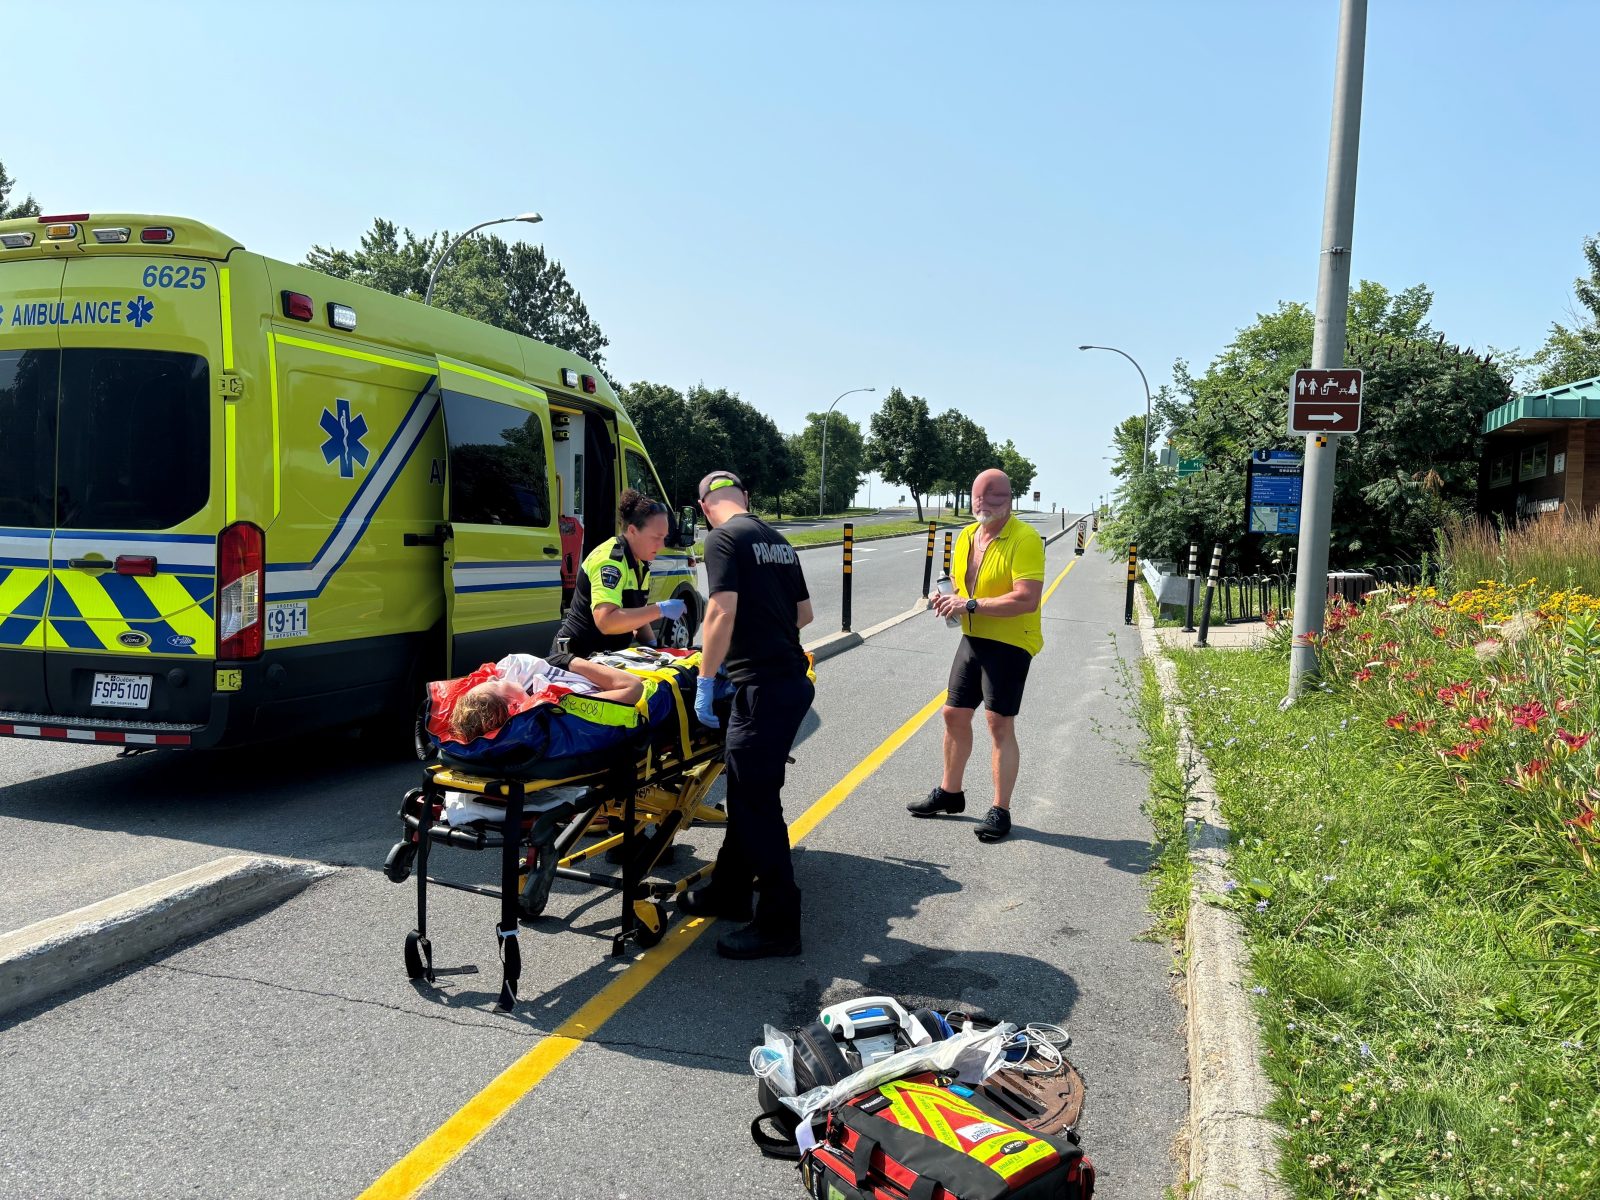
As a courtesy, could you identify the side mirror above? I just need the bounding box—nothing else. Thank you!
[676,504,698,548]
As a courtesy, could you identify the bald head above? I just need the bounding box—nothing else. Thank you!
[971,469,1013,526]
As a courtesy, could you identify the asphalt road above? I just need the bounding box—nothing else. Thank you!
[0,529,1182,1199]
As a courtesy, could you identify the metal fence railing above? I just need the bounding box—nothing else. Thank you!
[1207,561,1433,625]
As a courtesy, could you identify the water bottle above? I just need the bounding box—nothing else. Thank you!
[934,574,960,628]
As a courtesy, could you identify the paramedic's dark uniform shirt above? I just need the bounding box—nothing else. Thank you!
[553,536,650,658]
[703,514,810,684]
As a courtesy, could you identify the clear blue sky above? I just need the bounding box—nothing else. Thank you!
[9,0,1596,511]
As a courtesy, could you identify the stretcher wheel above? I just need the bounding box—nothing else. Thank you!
[404,931,433,981]
[384,841,417,884]
[518,842,559,920]
[632,897,668,948]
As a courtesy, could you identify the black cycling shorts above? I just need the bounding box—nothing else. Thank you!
[946,635,1033,717]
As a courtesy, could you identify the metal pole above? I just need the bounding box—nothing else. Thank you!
[921,523,936,600]
[1289,0,1367,700]
[841,523,854,632]
[1080,345,1154,473]
[425,213,542,306]
[1124,545,1137,625]
[1197,544,1223,647]
[819,387,875,518]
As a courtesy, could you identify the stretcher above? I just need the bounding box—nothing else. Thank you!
[383,718,727,1012]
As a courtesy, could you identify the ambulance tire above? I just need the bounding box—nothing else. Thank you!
[656,591,698,650]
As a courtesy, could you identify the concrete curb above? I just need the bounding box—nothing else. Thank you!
[1135,588,1287,1200]
[0,854,336,1023]
[804,603,928,664]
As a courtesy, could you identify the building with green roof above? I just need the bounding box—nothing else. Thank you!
[1479,376,1600,521]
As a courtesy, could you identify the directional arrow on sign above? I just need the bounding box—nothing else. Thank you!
[1289,368,1363,435]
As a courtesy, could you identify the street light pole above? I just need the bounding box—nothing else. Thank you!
[819,387,875,517]
[423,212,543,306]
[1078,345,1153,473]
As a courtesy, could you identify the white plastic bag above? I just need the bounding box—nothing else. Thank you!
[749,1024,797,1097]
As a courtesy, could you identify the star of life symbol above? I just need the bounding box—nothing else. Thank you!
[126,295,155,329]
[319,398,370,479]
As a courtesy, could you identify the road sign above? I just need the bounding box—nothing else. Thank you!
[1177,457,1205,479]
[1246,449,1304,534]
[1032,490,1040,502]
[1289,367,1363,435]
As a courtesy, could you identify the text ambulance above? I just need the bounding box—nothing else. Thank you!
[0,213,701,749]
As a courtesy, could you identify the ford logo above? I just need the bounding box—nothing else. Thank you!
[167,634,195,648]
[117,631,151,649]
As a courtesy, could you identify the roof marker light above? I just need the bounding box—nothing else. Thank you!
[92,227,131,244]
[0,232,34,249]
[140,227,175,244]
[327,303,357,331]
[580,373,598,394]
[44,223,78,240]
[560,368,579,388]
[38,213,90,223]
[281,291,314,321]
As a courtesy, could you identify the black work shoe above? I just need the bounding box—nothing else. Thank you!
[716,920,802,959]
[908,787,966,818]
[974,806,1012,842]
[678,885,754,922]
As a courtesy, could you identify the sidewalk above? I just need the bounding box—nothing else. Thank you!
[1156,622,1273,650]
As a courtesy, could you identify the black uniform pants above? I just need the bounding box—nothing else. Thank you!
[715,674,815,930]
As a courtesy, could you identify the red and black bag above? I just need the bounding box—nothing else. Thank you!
[799,1071,1094,1200]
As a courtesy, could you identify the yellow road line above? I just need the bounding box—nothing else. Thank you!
[359,690,950,1200]
[1042,531,1092,607]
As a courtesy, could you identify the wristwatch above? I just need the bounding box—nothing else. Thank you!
[965,597,979,615]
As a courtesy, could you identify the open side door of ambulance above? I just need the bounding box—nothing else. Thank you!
[437,358,564,675]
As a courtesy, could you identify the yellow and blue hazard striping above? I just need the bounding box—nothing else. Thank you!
[0,540,215,656]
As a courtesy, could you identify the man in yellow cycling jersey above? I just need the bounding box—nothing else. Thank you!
[916,468,1045,842]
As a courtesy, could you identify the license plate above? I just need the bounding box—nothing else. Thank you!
[91,672,153,710]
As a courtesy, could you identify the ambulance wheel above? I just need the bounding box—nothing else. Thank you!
[404,931,432,981]
[657,595,697,650]
[633,899,667,948]
[384,841,416,884]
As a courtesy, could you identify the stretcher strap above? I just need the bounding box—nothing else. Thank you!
[637,668,692,759]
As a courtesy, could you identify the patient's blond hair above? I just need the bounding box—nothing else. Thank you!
[452,686,512,742]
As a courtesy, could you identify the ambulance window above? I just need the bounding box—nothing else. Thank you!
[56,350,210,530]
[443,392,552,528]
[624,448,666,505]
[0,350,58,528]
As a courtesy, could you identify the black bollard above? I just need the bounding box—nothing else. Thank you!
[921,523,936,601]
[1075,521,1085,556]
[1124,545,1137,625]
[1182,541,1197,632]
[942,530,954,579]
[1196,544,1223,647]
[842,523,854,633]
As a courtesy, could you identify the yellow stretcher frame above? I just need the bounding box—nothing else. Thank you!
[386,726,727,1012]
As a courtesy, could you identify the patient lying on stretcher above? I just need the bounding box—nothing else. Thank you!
[449,652,644,743]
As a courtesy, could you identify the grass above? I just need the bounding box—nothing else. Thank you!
[692,515,965,557]
[754,506,875,522]
[1443,509,1600,598]
[1136,656,1191,938]
[1169,621,1600,1198]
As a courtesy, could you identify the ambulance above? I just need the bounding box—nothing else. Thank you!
[0,213,703,750]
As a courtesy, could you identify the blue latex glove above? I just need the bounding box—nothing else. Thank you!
[695,675,721,728]
[658,598,686,621]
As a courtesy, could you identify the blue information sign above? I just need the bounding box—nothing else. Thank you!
[1246,449,1303,535]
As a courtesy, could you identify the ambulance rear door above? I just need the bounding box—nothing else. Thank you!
[0,256,65,715]
[437,359,562,674]
[41,252,225,723]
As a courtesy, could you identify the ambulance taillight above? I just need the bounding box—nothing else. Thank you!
[217,522,265,660]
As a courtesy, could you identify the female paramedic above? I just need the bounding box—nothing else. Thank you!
[551,488,685,658]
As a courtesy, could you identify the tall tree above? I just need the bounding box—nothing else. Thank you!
[866,388,941,521]
[1106,280,1512,567]
[788,410,868,514]
[932,410,995,515]
[995,439,1037,501]
[686,385,792,515]
[306,219,608,369]
[619,381,707,508]
[0,159,39,219]
[1532,233,1600,389]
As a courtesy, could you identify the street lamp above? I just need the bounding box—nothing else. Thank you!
[1079,344,1153,474]
[819,387,875,517]
[423,212,544,306]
